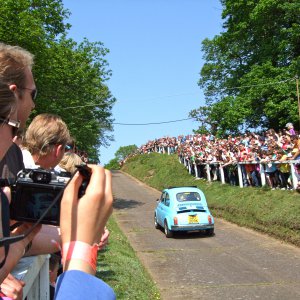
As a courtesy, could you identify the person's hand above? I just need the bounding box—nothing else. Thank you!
[61,166,113,245]
[98,227,110,250]
[60,166,113,273]
[0,273,25,300]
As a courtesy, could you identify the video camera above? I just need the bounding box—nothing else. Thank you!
[9,165,91,226]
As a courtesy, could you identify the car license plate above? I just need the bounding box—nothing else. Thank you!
[188,215,199,224]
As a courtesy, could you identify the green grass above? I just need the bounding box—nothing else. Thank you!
[122,152,300,247]
[96,215,161,300]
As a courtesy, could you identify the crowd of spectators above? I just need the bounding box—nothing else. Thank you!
[133,123,300,190]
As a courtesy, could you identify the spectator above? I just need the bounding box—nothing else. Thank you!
[291,136,300,160]
[22,113,71,170]
[244,152,260,187]
[277,149,292,190]
[286,122,296,137]
[56,152,83,175]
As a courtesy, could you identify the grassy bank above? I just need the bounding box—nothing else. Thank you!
[122,152,300,247]
[97,215,160,300]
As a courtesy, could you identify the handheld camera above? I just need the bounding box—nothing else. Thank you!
[9,165,91,226]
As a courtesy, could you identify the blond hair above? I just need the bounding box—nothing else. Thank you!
[24,113,71,157]
[59,152,83,174]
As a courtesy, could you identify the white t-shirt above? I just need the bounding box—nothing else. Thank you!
[21,149,39,169]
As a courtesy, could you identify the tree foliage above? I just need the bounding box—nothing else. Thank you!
[0,0,115,162]
[191,0,300,135]
[104,158,121,170]
[115,145,138,162]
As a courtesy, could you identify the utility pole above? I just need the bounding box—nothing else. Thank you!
[297,76,300,129]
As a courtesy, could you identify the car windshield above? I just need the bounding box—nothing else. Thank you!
[176,192,201,202]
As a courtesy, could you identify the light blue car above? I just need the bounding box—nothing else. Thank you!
[154,186,214,238]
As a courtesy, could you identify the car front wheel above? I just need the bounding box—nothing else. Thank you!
[154,214,160,229]
[164,220,173,238]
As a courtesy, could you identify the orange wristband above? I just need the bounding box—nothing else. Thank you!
[62,241,98,272]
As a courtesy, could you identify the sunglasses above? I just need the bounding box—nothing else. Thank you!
[20,87,38,101]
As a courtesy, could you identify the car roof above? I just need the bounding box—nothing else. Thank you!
[162,186,203,195]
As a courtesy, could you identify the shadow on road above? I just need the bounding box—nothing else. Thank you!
[156,228,215,240]
[113,197,144,210]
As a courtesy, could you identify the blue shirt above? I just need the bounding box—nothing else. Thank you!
[55,270,116,300]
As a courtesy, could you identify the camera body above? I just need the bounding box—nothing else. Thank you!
[10,169,68,225]
[10,165,91,226]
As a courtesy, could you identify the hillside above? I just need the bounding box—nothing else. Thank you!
[122,152,300,247]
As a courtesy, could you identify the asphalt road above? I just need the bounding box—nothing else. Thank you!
[112,171,300,300]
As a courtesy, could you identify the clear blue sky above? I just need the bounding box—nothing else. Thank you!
[62,0,223,165]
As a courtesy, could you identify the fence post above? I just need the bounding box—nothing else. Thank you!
[237,163,243,188]
[259,163,266,186]
[206,163,211,182]
[290,161,299,189]
[12,255,50,300]
[194,163,199,178]
[219,165,225,184]
[188,161,192,174]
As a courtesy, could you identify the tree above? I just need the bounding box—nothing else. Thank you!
[104,158,121,170]
[192,0,300,134]
[34,37,115,161]
[0,0,70,65]
[189,106,216,135]
[115,145,138,162]
[0,0,115,162]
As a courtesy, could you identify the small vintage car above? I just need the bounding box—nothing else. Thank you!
[154,186,214,238]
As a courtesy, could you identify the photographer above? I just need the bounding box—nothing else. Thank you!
[0,43,115,299]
